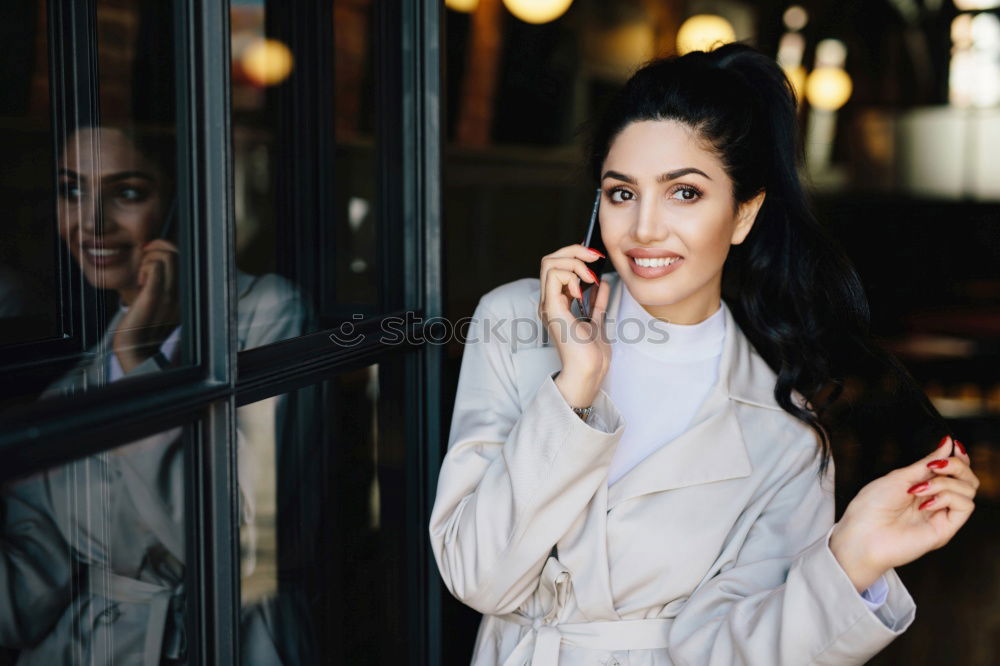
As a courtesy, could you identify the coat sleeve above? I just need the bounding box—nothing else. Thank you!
[0,474,72,647]
[429,295,626,615]
[666,444,916,666]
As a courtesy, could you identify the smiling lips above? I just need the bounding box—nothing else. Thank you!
[81,241,130,267]
[625,248,684,278]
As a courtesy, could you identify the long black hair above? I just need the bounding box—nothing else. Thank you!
[583,43,948,472]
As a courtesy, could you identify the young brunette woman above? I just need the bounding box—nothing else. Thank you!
[0,125,309,664]
[430,44,978,666]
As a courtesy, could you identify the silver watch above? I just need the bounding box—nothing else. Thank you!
[572,406,593,422]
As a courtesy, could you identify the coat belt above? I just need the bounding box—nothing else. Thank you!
[84,564,186,666]
[495,557,672,665]
[496,614,673,665]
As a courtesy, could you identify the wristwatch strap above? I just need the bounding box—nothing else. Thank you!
[572,405,593,422]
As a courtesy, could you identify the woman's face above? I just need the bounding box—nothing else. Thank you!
[599,119,764,324]
[57,127,167,294]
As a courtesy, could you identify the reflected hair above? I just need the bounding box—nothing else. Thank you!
[582,43,948,474]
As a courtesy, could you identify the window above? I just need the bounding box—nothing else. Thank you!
[0,2,442,664]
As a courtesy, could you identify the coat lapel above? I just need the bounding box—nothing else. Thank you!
[512,271,783,509]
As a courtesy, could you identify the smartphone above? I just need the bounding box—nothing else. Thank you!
[158,196,177,241]
[576,187,607,321]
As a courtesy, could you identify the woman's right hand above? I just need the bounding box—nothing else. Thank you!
[113,239,181,373]
[538,244,612,409]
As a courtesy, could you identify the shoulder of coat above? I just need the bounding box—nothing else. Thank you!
[478,276,540,317]
[236,269,301,304]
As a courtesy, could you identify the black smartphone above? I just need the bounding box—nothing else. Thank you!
[158,196,177,241]
[576,187,607,321]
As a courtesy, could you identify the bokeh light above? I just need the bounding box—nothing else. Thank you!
[675,14,737,55]
[241,38,294,87]
[806,66,853,111]
[502,0,574,24]
[445,0,479,12]
[783,5,809,31]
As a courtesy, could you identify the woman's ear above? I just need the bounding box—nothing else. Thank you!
[731,190,766,245]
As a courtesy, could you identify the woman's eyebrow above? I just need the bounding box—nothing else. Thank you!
[56,168,156,184]
[101,170,156,184]
[602,167,712,183]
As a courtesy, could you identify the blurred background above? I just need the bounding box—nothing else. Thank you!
[0,0,996,664]
[434,1,1000,664]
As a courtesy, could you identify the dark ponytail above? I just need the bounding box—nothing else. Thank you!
[583,43,949,474]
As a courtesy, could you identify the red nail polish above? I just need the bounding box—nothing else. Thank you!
[907,482,929,494]
[587,268,599,283]
[936,435,951,450]
[927,459,948,469]
[918,497,936,511]
[955,440,967,456]
[587,247,606,259]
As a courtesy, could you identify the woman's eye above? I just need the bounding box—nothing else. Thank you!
[117,186,148,202]
[671,186,700,202]
[608,188,634,203]
[59,182,82,200]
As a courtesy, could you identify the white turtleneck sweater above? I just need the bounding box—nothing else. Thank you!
[600,285,887,610]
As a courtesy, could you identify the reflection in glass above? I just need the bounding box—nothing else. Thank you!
[0,427,191,664]
[0,1,195,412]
[238,359,409,664]
[230,0,378,340]
[51,125,183,386]
[0,1,56,347]
[43,122,303,398]
[0,1,310,415]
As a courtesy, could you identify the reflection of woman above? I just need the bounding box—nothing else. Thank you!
[430,45,979,665]
[0,125,308,665]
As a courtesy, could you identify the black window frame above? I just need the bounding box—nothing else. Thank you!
[0,1,444,664]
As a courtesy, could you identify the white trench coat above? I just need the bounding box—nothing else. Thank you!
[0,271,306,666]
[429,271,917,666]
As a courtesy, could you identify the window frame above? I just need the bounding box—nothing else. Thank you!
[0,0,443,664]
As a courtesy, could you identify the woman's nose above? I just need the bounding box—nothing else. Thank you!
[79,198,98,233]
[632,198,668,244]
[79,195,115,234]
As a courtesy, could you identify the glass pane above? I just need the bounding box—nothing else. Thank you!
[230,0,378,348]
[0,2,57,346]
[0,425,192,664]
[237,357,409,663]
[0,2,195,415]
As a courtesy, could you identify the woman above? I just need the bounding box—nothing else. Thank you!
[429,44,979,665]
[0,124,309,665]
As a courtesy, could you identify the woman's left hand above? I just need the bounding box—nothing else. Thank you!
[829,434,978,593]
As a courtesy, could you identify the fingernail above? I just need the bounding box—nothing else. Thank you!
[936,435,951,450]
[587,247,606,259]
[918,497,936,510]
[927,459,949,469]
[955,439,967,456]
[587,268,599,283]
[907,482,930,494]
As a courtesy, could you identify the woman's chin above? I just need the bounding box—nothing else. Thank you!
[623,276,683,302]
[81,266,136,294]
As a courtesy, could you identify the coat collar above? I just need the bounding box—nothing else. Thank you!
[515,270,786,508]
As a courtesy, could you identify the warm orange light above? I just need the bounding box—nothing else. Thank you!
[954,0,1000,9]
[445,0,479,12]
[502,0,574,25]
[805,66,853,111]
[783,64,808,102]
[241,38,294,87]
[676,15,736,55]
